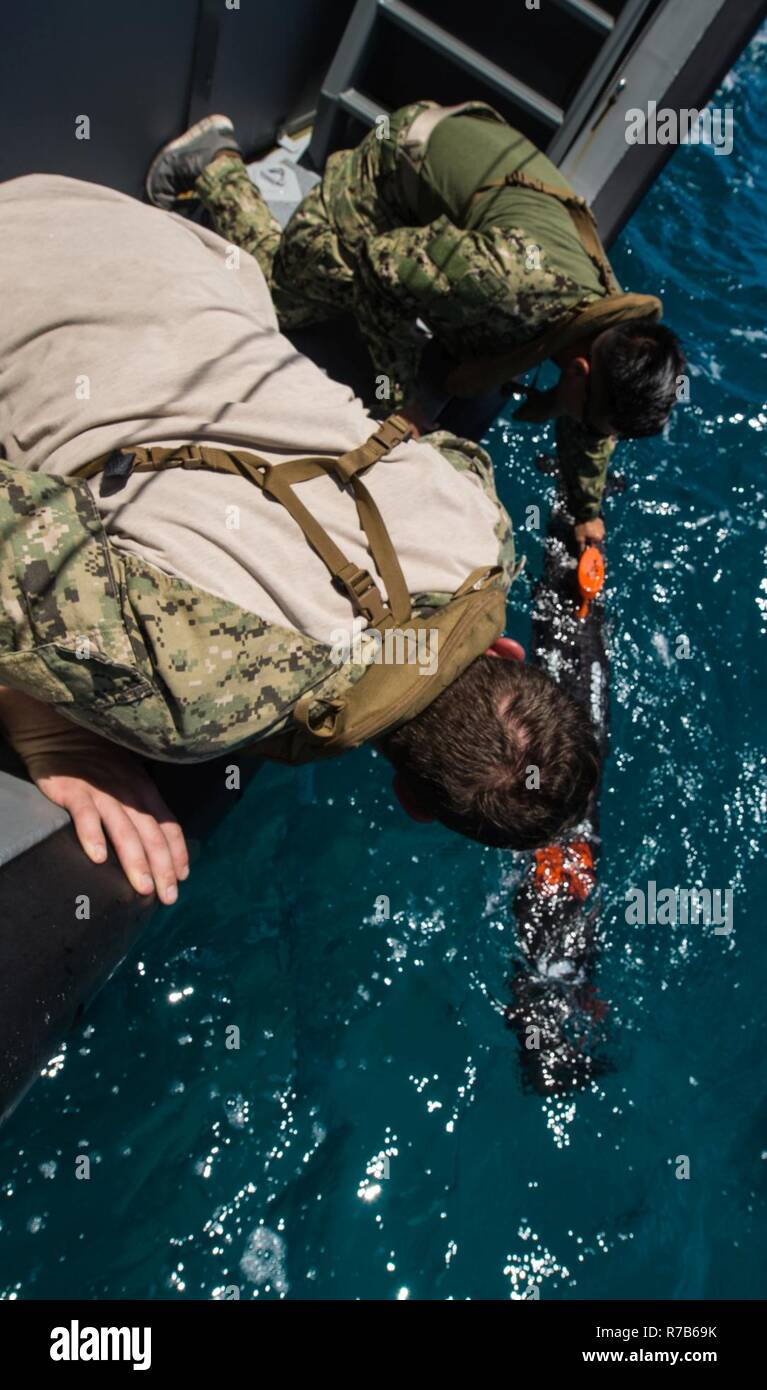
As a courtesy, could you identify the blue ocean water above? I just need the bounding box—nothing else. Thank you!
[1,33,766,1302]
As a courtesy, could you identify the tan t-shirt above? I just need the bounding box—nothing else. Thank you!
[0,174,503,644]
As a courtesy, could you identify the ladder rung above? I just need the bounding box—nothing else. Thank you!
[379,0,564,128]
[337,87,388,125]
[551,0,614,35]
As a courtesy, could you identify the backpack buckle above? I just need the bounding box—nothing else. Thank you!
[373,414,412,450]
[335,564,387,623]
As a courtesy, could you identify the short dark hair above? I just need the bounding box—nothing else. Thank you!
[599,320,686,437]
[381,655,600,849]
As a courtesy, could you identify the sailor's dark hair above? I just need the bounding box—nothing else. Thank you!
[381,655,600,850]
[599,319,686,437]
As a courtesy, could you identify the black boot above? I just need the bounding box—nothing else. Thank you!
[145,114,242,210]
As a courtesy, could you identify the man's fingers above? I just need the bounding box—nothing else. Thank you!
[66,792,109,865]
[574,520,605,553]
[134,781,190,882]
[120,803,180,905]
[94,797,158,898]
[159,817,189,882]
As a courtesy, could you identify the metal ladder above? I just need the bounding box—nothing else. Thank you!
[307,0,659,168]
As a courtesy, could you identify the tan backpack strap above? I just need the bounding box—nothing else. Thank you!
[348,477,412,625]
[259,464,394,628]
[305,414,413,625]
[452,565,501,598]
[291,690,344,742]
[71,442,393,626]
[329,413,412,483]
[257,413,412,626]
[71,417,415,629]
[236,416,413,626]
[71,442,269,485]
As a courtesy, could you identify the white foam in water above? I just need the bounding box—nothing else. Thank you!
[651,632,673,668]
[240,1227,289,1294]
[225,1093,249,1129]
[589,661,603,726]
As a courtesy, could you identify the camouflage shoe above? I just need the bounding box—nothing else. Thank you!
[145,114,242,210]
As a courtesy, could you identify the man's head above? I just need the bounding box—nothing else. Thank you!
[556,319,686,438]
[381,646,600,850]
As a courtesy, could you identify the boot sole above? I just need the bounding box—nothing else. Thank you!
[145,114,238,205]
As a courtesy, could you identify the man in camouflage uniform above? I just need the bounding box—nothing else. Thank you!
[147,101,686,549]
[0,172,597,903]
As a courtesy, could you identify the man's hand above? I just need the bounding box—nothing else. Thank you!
[35,747,188,905]
[574,517,606,551]
[0,686,188,904]
[399,397,438,440]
